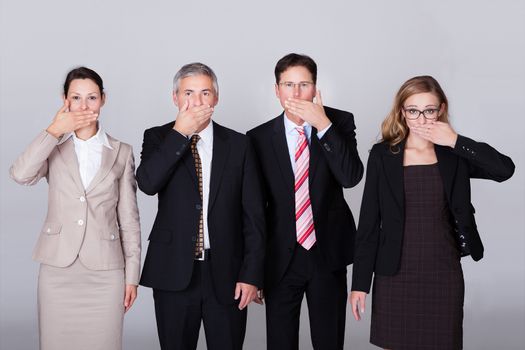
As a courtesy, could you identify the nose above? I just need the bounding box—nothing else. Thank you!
[293,84,301,98]
[193,94,203,107]
[417,114,427,125]
[80,99,88,111]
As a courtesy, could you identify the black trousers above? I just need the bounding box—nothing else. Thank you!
[153,257,247,350]
[265,244,348,350]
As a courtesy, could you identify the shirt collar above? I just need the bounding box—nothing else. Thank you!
[283,112,311,136]
[194,120,214,147]
[58,125,113,149]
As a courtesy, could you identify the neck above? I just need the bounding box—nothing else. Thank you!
[285,110,304,126]
[406,132,433,150]
[75,123,98,141]
[196,119,211,134]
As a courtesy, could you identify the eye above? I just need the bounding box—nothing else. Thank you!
[71,96,80,101]
[424,109,437,115]
[88,96,98,100]
[203,91,210,96]
[407,109,419,115]
[300,82,309,88]
[184,91,191,96]
[284,82,294,88]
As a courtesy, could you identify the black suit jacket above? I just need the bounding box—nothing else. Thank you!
[247,106,364,292]
[351,135,515,293]
[137,121,265,304]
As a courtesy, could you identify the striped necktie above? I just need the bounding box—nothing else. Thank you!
[295,126,316,249]
[190,135,204,258]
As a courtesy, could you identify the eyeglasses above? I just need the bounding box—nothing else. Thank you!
[402,107,440,120]
[278,81,314,91]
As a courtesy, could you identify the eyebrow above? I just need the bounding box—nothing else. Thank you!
[183,89,212,93]
[69,92,99,95]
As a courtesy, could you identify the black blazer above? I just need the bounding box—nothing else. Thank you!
[351,135,515,293]
[247,106,364,292]
[137,121,265,304]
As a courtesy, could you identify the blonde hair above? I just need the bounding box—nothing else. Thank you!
[381,76,450,148]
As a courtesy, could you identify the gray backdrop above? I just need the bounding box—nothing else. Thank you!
[1,0,524,349]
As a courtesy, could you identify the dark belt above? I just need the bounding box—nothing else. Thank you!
[195,249,211,261]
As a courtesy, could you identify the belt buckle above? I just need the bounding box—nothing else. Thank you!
[195,250,205,261]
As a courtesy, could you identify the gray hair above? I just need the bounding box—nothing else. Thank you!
[173,62,219,95]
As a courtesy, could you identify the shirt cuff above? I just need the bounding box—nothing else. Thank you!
[316,123,332,139]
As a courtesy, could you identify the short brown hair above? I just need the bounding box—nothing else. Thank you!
[274,53,317,84]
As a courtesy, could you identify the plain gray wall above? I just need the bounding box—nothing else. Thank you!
[1,0,524,349]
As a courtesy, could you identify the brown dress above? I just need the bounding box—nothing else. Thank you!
[371,164,464,350]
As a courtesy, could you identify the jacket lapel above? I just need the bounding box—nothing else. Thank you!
[57,138,85,193]
[382,141,405,211]
[435,145,458,203]
[208,122,230,212]
[85,135,121,193]
[309,126,321,184]
[272,115,295,200]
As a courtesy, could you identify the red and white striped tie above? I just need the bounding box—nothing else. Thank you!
[295,126,316,250]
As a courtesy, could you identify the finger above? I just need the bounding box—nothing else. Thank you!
[359,296,366,315]
[234,284,241,300]
[128,290,137,310]
[315,90,323,106]
[190,104,213,114]
[183,99,190,111]
[351,299,360,321]
[239,291,249,310]
[253,297,264,305]
[58,101,69,114]
[124,290,131,309]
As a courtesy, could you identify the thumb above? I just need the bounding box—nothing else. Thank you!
[315,90,323,106]
[234,283,241,300]
[59,100,69,113]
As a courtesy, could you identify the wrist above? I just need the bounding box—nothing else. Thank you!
[46,124,62,139]
[315,116,331,131]
[450,133,458,148]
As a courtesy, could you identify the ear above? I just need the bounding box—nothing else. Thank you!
[172,90,179,108]
[439,102,446,115]
[100,93,106,107]
[274,84,280,99]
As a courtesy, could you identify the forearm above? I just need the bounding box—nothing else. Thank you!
[10,130,58,185]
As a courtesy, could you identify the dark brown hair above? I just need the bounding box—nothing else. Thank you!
[274,53,317,84]
[63,67,104,96]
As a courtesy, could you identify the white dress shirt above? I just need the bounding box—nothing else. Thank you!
[283,113,331,173]
[192,122,213,249]
[58,127,113,189]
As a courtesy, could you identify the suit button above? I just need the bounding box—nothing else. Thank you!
[196,204,202,210]
[78,219,84,226]
[110,234,116,240]
[46,228,51,233]
[79,196,86,202]
[192,236,196,242]
[176,151,181,156]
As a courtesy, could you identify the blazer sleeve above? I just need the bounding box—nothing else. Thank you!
[315,112,364,188]
[10,130,59,185]
[351,147,381,293]
[238,140,266,288]
[117,146,142,285]
[136,127,192,195]
[452,134,515,182]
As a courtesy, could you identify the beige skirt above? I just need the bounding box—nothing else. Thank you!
[38,258,125,350]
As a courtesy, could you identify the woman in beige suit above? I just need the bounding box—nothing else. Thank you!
[10,67,141,350]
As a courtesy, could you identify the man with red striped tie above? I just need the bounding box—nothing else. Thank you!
[247,53,364,350]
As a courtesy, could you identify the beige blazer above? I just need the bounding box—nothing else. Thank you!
[10,130,141,285]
